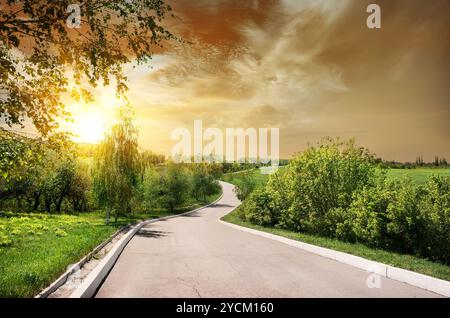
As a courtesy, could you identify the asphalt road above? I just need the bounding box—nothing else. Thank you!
[96,181,439,298]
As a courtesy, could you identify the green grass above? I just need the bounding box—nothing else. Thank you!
[387,168,450,184]
[222,167,450,189]
[0,192,221,298]
[221,167,281,188]
[0,213,116,297]
[222,209,450,282]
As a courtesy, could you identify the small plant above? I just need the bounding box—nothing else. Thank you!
[54,228,68,237]
[0,234,12,247]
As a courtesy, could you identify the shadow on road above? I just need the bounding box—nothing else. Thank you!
[136,229,171,239]
[212,203,234,208]
[179,212,201,218]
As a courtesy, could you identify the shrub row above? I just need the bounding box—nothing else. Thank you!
[237,138,450,264]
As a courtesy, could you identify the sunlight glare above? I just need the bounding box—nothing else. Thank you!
[71,111,106,144]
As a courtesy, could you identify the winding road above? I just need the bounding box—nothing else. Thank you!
[96,181,439,298]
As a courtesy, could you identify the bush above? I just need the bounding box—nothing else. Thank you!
[349,176,450,263]
[385,179,425,254]
[233,171,257,201]
[324,207,355,242]
[265,171,301,231]
[239,138,450,265]
[349,179,395,248]
[253,138,379,234]
[241,189,277,227]
[417,176,450,263]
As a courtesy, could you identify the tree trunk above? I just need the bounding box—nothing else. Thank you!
[44,197,52,212]
[105,208,110,225]
[33,192,41,211]
[55,197,63,213]
[16,196,22,210]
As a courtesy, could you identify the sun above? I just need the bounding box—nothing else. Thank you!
[70,111,106,144]
[63,93,120,144]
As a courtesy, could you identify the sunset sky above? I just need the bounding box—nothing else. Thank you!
[61,0,450,161]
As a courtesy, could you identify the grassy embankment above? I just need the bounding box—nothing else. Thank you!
[221,167,450,282]
[0,192,221,298]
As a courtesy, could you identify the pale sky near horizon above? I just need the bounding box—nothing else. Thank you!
[8,0,450,162]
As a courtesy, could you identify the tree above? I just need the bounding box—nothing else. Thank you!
[94,104,141,223]
[415,156,424,167]
[435,156,440,167]
[0,129,73,211]
[191,164,221,202]
[52,160,77,212]
[158,163,191,213]
[135,167,161,212]
[67,161,91,212]
[139,150,166,176]
[0,0,175,136]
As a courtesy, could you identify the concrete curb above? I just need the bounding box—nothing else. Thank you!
[219,219,450,297]
[35,225,131,298]
[69,192,224,298]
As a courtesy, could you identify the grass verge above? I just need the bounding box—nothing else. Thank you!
[386,167,450,184]
[222,208,450,282]
[0,192,222,298]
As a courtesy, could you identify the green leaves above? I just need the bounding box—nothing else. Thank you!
[238,138,450,265]
[233,170,257,201]
[0,0,175,136]
[191,164,221,202]
[93,104,141,220]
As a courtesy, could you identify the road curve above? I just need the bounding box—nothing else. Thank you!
[96,181,439,298]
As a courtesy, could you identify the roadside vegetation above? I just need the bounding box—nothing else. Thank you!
[222,211,450,282]
[0,190,222,298]
[0,212,115,297]
[0,106,223,297]
[223,138,450,278]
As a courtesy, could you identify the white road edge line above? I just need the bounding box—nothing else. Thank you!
[218,219,450,297]
[67,192,224,298]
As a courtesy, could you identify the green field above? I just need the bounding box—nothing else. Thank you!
[222,169,268,188]
[0,192,221,298]
[223,167,450,188]
[222,167,285,188]
[387,168,450,184]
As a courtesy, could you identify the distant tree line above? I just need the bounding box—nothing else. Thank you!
[378,156,449,169]
[0,116,223,222]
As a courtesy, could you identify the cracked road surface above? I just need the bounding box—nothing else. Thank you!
[95,181,439,298]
